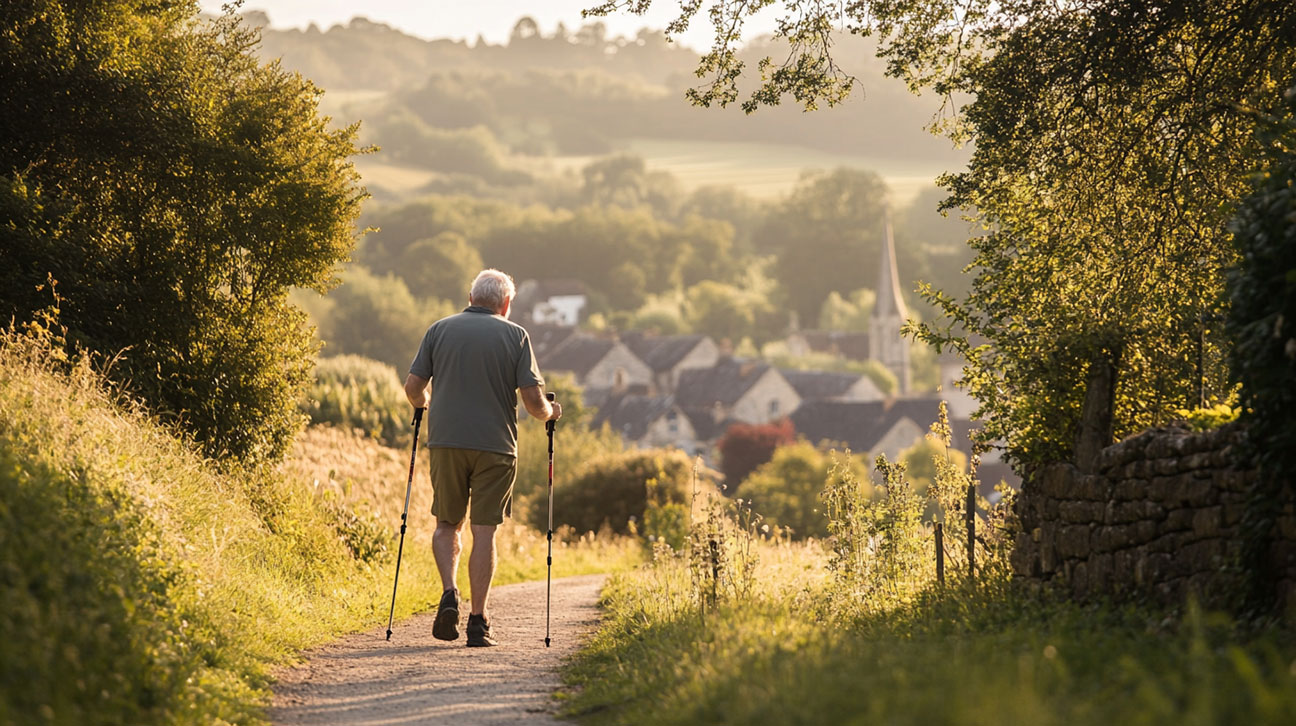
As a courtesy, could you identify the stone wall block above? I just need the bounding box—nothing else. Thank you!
[1148,533,1179,554]
[1133,519,1159,545]
[1136,553,1172,585]
[1148,476,1175,503]
[1090,552,1114,590]
[1166,508,1195,531]
[1141,500,1167,521]
[1094,525,1131,553]
[1038,523,1059,573]
[1179,539,1224,574]
[1058,524,1092,559]
[1223,502,1245,527]
[1154,458,1181,476]
[1114,479,1146,501]
[1146,437,1173,459]
[1183,452,1214,470]
[1060,501,1096,524]
[1111,501,1145,524]
[1184,478,1215,507]
[1192,507,1223,539]
[1070,561,1090,598]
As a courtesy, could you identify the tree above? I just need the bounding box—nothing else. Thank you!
[0,2,364,462]
[322,266,455,372]
[717,418,796,491]
[754,168,893,324]
[1226,88,1296,611]
[593,0,1296,468]
[397,231,484,302]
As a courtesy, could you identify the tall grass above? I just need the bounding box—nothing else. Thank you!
[0,332,638,725]
[562,412,1296,725]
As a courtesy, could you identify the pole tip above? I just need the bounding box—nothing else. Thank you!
[544,637,551,647]
[386,630,392,641]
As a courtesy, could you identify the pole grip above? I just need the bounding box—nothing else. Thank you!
[545,392,557,433]
[411,406,424,425]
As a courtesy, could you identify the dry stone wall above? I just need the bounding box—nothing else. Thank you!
[1011,423,1296,610]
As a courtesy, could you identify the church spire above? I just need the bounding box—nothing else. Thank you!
[875,207,907,320]
[868,206,911,395]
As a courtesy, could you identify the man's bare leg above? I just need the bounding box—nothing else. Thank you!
[468,523,498,615]
[433,519,463,592]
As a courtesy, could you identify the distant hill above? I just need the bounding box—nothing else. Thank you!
[251,14,969,166]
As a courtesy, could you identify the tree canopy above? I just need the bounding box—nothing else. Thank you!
[592,0,1296,468]
[1,1,365,462]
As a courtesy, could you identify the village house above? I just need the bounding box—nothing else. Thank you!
[620,332,721,393]
[537,333,653,399]
[674,358,802,429]
[779,368,885,403]
[790,398,1018,493]
[513,279,588,327]
[590,393,699,453]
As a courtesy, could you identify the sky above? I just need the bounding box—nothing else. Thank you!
[198,0,783,51]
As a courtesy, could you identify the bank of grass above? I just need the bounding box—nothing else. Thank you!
[565,542,1296,725]
[0,334,638,726]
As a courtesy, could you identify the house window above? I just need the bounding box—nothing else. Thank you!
[613,367,627,388]
[666,411,678,434]
[769,399,780,416]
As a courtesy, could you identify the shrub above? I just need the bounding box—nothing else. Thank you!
[302,355,410,446]
[717,418,796,490]
[737,442,869,539]
[539,449,715,534]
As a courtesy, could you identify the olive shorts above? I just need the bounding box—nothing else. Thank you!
[428,447,517,526]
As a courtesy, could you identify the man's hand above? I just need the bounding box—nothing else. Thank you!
[521,385,560,421]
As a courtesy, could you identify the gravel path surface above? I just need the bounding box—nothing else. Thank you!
[270,575,606,726]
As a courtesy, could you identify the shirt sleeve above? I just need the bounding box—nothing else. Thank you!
[409,326,435,380]
[516,332,544,389]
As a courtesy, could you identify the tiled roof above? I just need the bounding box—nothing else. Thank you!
[539,335,613,378]
[675,358,771,407]
[790,398,978,454]
[779,369,864,400]
[622,333,711,372]
[525,323,579,359]
[592,393,678,441]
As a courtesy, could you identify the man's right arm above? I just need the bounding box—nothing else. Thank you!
[404,373,431,410]
[520,385,561,421]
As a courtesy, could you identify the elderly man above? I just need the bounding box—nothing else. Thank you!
[404,269,561,647]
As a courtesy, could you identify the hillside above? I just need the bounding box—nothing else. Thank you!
[0,332,635,725]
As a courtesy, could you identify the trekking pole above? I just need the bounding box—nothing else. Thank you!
[544,392,557,648]
[386,407,424,641]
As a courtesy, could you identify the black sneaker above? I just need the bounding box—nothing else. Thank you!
[466,613,497,647]
[432,589,460,641]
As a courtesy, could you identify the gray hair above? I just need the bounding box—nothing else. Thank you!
[469,269,516,311]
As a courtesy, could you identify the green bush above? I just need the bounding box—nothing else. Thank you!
[737,442,869,539]
[538,449,712,535]
[302,355,410,447]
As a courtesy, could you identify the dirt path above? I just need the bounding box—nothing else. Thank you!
[270,575,606,726]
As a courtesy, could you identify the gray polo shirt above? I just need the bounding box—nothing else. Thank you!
[409,306,544,457]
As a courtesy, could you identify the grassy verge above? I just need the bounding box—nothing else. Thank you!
[564,542,1296,724]
[0,334,638,726]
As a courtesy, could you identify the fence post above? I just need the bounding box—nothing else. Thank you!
[966,482,976,580]
[935,522,945,586]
